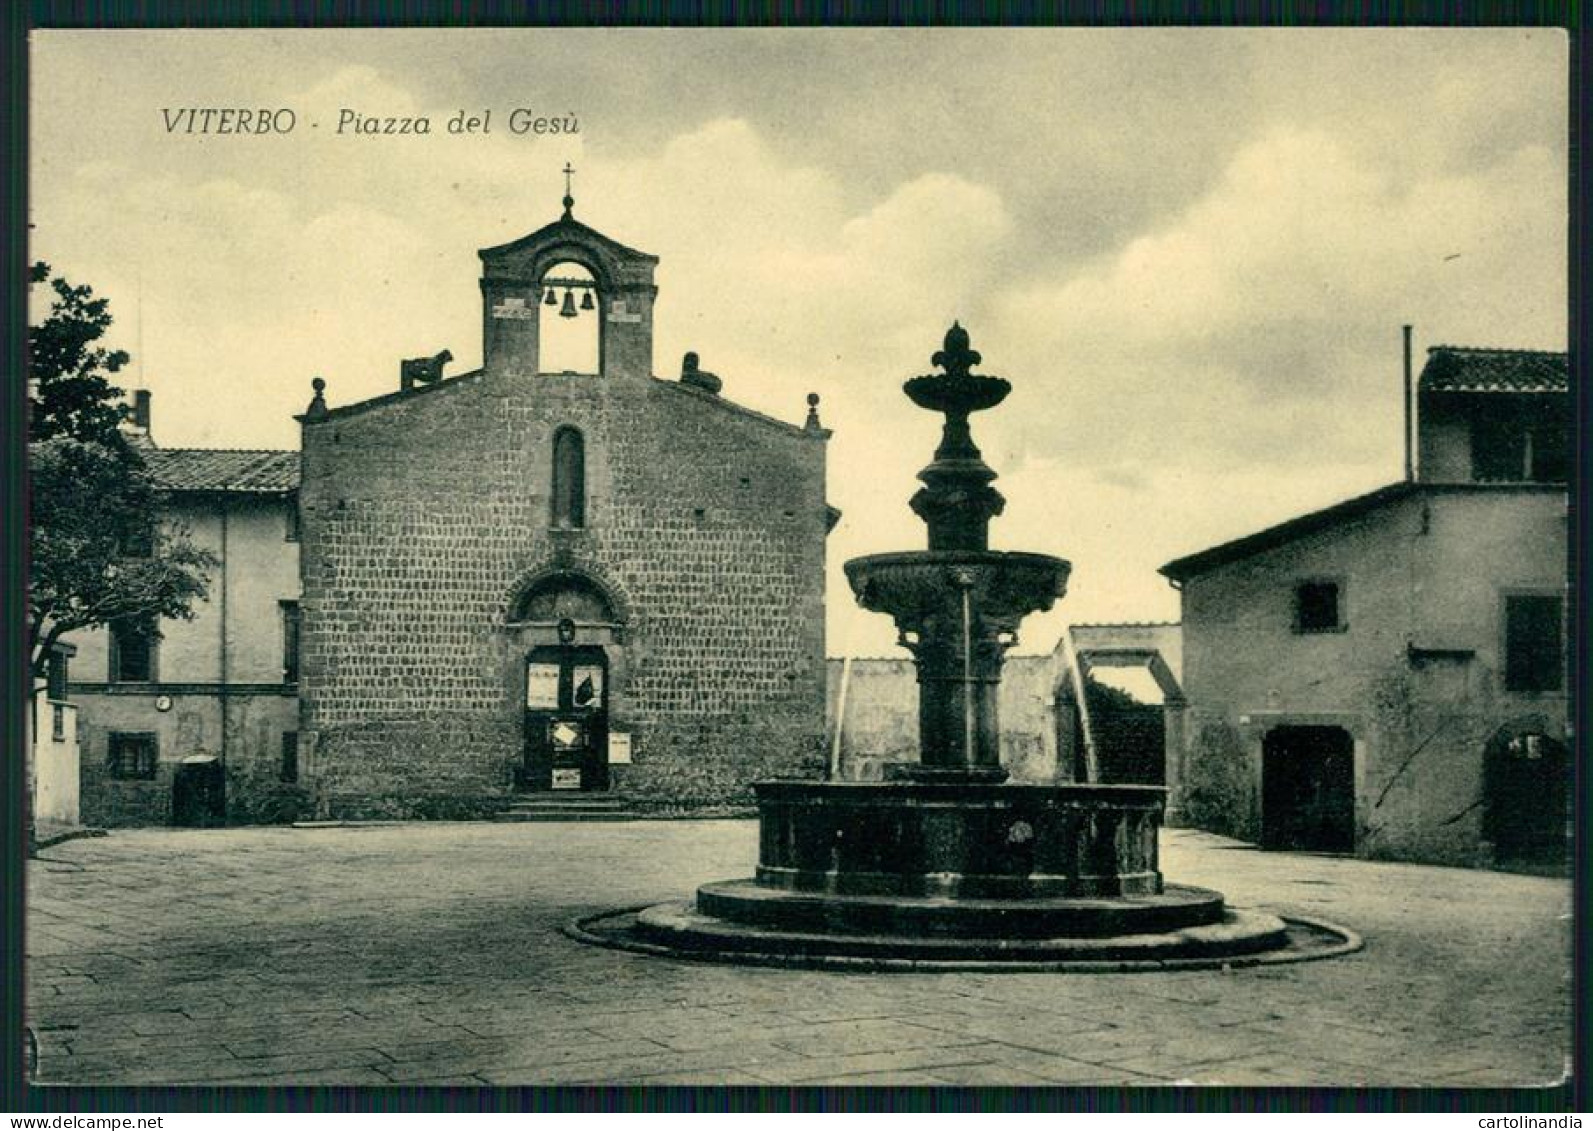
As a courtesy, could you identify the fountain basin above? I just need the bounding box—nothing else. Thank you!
[845,550,1070,623]
[754,780,1164,899]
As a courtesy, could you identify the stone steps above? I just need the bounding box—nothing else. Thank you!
[495,795,632,822]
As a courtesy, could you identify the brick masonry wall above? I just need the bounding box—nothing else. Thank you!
[299,372,829,816]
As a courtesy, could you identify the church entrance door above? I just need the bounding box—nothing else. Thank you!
[523,645,609,792]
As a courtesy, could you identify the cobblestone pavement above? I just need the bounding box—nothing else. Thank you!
[25,821,1571,1088]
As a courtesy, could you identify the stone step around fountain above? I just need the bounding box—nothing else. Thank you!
[694,879,1228,939]
[633,900,1291,964]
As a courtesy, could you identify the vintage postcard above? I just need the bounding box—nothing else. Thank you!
[24,27,1572,1092]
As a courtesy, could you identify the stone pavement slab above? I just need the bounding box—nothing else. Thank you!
[24,821,1571,1088]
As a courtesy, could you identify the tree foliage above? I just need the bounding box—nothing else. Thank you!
[28,264,217,683]
[28,262,132,446]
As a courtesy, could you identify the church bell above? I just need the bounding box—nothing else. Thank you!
[580,290,595,311]
[544,287,557,306]
[559,290,578,318]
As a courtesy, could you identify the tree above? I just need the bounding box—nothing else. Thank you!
[28,261,132,445]
[27,264,217,687]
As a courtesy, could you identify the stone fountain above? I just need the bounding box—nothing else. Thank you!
[572,326,1357,970]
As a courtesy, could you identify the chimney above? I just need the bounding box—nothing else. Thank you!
[120,389,154,446]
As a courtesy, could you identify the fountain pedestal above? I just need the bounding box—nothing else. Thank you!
[576,325,1351,970]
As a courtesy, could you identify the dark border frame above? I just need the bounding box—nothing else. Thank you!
[3,0,1584,1116]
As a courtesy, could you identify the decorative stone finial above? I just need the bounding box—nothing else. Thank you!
[306,376,328,421]
[562,162,576,219]
[931,321,982,378]
[804,392,822,432]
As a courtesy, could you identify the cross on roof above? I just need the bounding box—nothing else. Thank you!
[562,162,575,217]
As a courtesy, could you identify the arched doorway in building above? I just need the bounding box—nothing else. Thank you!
[1483,726,1570,863]
[1261,725,1355,853]
[508,569,625,793]
[524,640,609,792]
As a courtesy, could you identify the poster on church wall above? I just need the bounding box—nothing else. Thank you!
[607,732,632,765]
[548,719,585,751]
[525,664,559,710]
[571,665,604,708]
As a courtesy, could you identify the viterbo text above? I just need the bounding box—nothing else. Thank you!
[158,107,580,138]
[161,108,297,134]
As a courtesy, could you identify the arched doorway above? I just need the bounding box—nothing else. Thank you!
[524,640,609,792]
[1261,725,1355,852]
[510,571,623,793]
[1484,726,1570,863]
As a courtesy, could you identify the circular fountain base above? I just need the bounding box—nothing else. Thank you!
[564,780,1362,972]
[568,903,1358,973]
[634,897,1289,964]
[695,879,1229,938]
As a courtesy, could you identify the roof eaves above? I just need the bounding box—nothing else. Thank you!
[1159,482,1417,583]
[298,369,485,424]
[653,378,817,440]
[478,216,658,264]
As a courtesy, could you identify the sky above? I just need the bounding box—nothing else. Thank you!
[29,28,1568,659]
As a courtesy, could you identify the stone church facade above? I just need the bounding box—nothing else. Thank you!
[294,203,834,819]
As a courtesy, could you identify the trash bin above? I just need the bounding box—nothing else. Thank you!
[172,754,225,827]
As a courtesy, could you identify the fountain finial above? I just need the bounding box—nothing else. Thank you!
[932,322,982,377]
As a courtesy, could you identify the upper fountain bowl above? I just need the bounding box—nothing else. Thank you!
[903,371,1012,416]
[903,321,1013,418]
[845,550,1070,624]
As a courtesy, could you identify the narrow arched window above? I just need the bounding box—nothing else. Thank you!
[552,426,586,529]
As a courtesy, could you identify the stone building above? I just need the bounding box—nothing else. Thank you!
[295,200,834,818]
[1161,346,1571,866]
[58,199,833,825]
[65,394,304,826]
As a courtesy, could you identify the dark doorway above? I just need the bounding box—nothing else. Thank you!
[171,755,225,827]
[523,645,609,792]
[1484,728,1570,863]
[1261,726,1355,852]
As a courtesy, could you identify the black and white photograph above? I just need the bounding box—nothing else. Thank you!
[22,27,1573,1092]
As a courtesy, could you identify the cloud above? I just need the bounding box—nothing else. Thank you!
[985,123,1566,487]
[27,33,1567,648]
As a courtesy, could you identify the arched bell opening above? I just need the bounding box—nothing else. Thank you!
[537,261,600,376]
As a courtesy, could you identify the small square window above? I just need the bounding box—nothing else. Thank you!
[107,733,157,780]
[1294,581,1342,634]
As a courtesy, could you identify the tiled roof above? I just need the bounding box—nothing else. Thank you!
[142,448,299,494]
[1419,346,1569,394]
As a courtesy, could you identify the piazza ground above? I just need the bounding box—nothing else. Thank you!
[25,821,1570,1088]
